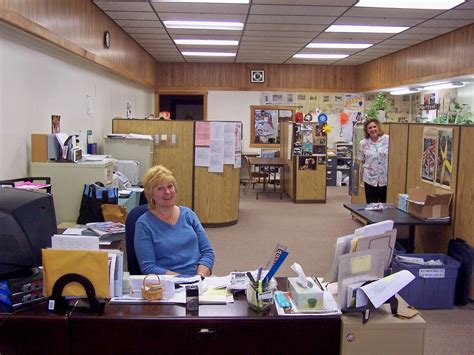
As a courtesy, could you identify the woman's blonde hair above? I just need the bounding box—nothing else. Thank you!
[363,118,384,139]
[143,165,177,209]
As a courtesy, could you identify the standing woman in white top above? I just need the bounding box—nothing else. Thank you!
[358,118,389,203]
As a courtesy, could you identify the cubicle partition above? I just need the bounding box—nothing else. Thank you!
[112,119,241,226]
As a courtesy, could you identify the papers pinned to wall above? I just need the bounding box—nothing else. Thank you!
[194,121,243,173]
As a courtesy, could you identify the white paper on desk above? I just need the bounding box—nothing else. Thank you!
[354,220,394,237]
[355,270,415,308]
[51,234,99,250]
[63,227,87,235]
[324,234,354,283]
[108,250,124,297]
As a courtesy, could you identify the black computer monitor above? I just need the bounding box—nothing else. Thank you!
[0,188,56,278]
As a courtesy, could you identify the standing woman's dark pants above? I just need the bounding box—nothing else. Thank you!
[364,182,387,203]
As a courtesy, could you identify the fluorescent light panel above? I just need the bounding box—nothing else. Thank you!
[423,82,465,90]
[390,88,420,95]
[306,43,373,49]
[164,21,243,30]
[175,39,239,46]
[293,54,349,59]
[355,0,464,10]
[181,51,236,57]
[326,25,409,34]
[153,0,248,3]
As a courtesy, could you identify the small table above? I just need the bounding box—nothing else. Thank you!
[248,157,286,199]
[343,203,451,253]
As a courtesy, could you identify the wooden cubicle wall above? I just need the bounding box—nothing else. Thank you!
[112,119,194,208]
[194,165,240,226]
[386,123,474,253]
[112,119,241,226]
[280,122,326,203]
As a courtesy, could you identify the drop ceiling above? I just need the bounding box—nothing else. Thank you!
[94,0,474,65]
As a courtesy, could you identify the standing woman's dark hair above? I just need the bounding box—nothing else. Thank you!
[363,118,384,139]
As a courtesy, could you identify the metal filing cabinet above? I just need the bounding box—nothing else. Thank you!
[326,155,337,186]
[341,304,425,355]
[30,160,114,224]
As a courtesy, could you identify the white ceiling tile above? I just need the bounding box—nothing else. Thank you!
[142,44,177,49]
[374,43,412,49]
[94,1,153,12]
[287,58,340,64]
[436,9,474,19]
[151,3,249,14]
[236,58,283,63]
[107,11,158,20]
[250,5,347,16]
[392,33,438,41]
[418,19,473,27]
[316,33,393,40]
[402,27,457,35]
[130,33,170,39]
[245,24,326,32]
[381,38,423,45]
[124,27,167,34]
[456,0,474,9]
[136,39,175,45]
[247,15,336,25]
[240,36,309,43]
[115,20,163,28]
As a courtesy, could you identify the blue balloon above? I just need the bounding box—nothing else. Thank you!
[318,113,328,124]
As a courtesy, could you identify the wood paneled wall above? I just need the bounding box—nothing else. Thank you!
[358,24,474,92]
[0,0,159,88]
[387,124,409,205]
[155,63,358,92]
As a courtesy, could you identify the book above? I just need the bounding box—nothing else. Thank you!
[86,222,125,236]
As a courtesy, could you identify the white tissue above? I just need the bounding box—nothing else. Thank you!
[291,262,309,289]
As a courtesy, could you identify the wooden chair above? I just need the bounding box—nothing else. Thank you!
[242,156,268,195]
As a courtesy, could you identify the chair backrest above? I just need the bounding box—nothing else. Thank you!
[260,149,279,158]
[125,204,148,275]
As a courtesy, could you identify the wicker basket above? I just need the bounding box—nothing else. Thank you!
[141,274,163,301]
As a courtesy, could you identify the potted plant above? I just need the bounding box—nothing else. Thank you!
[366,92,390,121]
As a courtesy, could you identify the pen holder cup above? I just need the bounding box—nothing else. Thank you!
[141,274,163,301]
[246,282,273,312]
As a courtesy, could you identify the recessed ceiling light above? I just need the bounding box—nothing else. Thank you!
[326,25,409,34]
[164,21,243,31]
[181,51,236,57]
[152,0,248,3]
[355,0,464,10]
[423,82,465,90]
[175,39,239,46]
[306,43,373,49]
[293,54,349,59]
[390,88,420,95]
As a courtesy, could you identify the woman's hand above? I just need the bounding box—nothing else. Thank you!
[196,265,211,277]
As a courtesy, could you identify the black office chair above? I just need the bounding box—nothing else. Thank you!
[125,204,148,275]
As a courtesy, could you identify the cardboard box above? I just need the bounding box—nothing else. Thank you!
[288,277,324,310]
[407,187,452,219]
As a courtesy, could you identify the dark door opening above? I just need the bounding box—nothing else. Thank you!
[159,95,204,120]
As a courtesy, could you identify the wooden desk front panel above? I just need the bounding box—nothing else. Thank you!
[69,301,341,355]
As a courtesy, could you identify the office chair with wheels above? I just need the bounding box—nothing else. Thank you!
[125,204,148,275]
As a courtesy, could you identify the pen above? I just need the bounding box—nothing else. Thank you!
[256,267,262,282]
[312,276,325,292]
[246,271,256,285]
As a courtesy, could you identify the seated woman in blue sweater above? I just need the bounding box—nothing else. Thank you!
[134,165,214,277]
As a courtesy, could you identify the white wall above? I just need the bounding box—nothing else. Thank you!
[207,91,260,154]
[0,23,154,179]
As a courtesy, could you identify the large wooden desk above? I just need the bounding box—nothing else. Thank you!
[343,203,451,253]
[248,157,286,199]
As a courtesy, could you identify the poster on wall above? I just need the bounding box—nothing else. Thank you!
[421,127,438,183]
[344,94,364,110]
[435,128,453,189]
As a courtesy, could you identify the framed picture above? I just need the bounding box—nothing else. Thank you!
[250,105,295,148]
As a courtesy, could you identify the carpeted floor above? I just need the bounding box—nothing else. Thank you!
[206,185,474,355]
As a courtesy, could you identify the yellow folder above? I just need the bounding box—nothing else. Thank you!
[42,249,110,298]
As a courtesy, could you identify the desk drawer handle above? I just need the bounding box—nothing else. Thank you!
[196,328,217,339]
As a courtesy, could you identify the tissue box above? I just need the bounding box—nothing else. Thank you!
[288,277,324,310]
[407,187,452,219]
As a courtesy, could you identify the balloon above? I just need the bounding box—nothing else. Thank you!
[340,112,349,125]
[294,112,303,123]
[318,113,328,124]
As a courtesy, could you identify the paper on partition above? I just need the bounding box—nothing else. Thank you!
[234,152,241,168]
[355,270,415,308]
[195,121,210,146]
[209,122,225,173]
[224,123,236,164]
[195,147,210,167]
[108,253,117,298]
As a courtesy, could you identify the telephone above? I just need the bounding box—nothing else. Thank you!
[113,171,132,189]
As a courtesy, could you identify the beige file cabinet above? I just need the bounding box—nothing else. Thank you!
[30,160,113,224]
[341,304,425,355]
